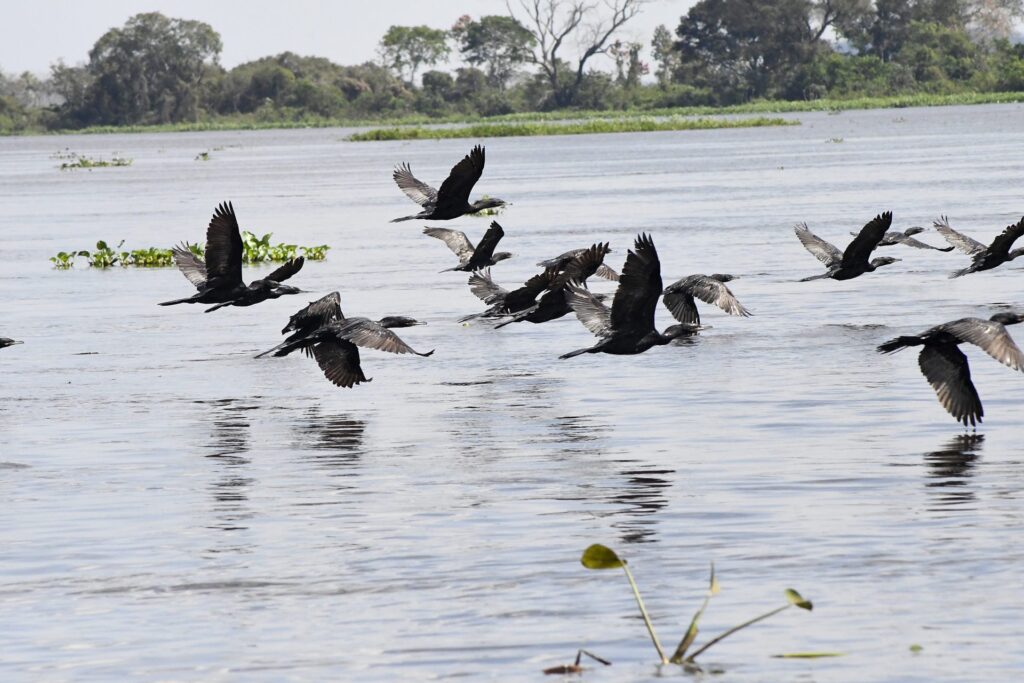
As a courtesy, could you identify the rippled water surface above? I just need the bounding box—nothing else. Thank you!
[3,106,1024,682]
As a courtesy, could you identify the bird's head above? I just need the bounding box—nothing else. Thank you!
[989,311,1024,326]
[1009,247,1024,260]
[663,323,703,340]
[870,256,901,268]
[904,226,925,236]
[472,197,508,212]
[269,284,305,299]
[493,251,514,263]
[379,316,426,328]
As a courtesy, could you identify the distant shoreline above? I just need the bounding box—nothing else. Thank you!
[3,91,1023,138]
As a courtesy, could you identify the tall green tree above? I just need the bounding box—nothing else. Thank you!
[451,15,535,89]
[378,25,450,84]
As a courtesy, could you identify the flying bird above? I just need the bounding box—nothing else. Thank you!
[459,267,558,323]
[662,274,751,325]
[796,212,900,281]
[424,221,512,272]
[877,312,1024,426]
[257,294,432,388]
[391,145,506,222]
[159,202,305,311]
[537,248,619,281]
[934,215,1024,278]
[560,234,701,359]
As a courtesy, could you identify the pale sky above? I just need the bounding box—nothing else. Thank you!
[0,0,698,76]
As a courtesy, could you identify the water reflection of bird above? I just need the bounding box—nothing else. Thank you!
[424,221,512,272]
[877,312,1024,426]
[607,463,674,545]
[923,434,983,510]
[662,274,751,325]
[934,215,1024,278]
[391,145,507,222]
[849,225,953,251]
[494,243,612,328]
[257,293,432,388]
[159,202,305,311]
[796,212,900,281]
[1,338,23,350]
[561,234,701,359]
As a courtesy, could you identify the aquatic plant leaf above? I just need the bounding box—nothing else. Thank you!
[709,562,720,596]
[784,589,813,611]
[542,664,582,675]
[771,652,844,659]
[910,644,923,653]
[581,544,623,569]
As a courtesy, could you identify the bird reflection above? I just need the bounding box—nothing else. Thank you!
[196,398,257,539]
[292,407,367,476]
[607,460,674,544]
[923,433,983,511]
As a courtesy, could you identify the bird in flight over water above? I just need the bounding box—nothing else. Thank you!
[391,145,507,222]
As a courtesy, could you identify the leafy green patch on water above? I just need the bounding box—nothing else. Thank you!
[575,544,814,671]
[52,149,132,170]
[50,233,330,269]
[347,116,797,141]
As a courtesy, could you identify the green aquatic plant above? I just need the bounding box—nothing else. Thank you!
[195,150,211,161]
[542,649,612,675]
[579,544,814,669]
[57,151,133,170]
[50,232,330,269]
[347,116,798,141]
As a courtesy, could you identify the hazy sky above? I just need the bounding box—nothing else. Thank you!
[0,0,698,76]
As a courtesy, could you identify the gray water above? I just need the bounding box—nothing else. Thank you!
[2,105,1023,682]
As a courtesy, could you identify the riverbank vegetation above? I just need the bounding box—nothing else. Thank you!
[3,2,1024,136]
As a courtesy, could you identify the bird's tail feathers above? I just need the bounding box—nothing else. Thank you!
[559,345,597,360]
[877,336,922,354]
[390,215,417,223]
[158,296,195,306]
[255,338,308,359]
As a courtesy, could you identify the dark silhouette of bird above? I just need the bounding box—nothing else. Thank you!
[796,212,899,281]
[850,226,953,251]
[877,312,1024,426]
[458,267,558,323]
[391,145,506,222]
[424,221,512,272]
[934,215,1024,278]
[1,337,23,350]
[663,274,751,325]
[494,243,611,328]
[159,202,305,310]
[560,234,701,359]
[538,248,619,281]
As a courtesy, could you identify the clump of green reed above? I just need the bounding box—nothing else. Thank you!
[577,544,814,670]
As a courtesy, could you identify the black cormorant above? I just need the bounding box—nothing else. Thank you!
[494,243,611,328]
[257,293,432,388]
[662,274,751,325]
[560,234,700,359]
[796,212,899,281]
[537,248,619,281]
[849,226,953,251]
[459,267,558,323]
[424,221,512,272]
[877,312,1024,426]
[391,145,506,222]
[159,202,305,310]
[1,337,23,349]
[934,215,1024,278]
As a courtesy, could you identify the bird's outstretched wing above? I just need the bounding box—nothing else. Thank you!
[983,216,1024,259]
[596,263,620,281]
[665,275,750,325]
[918,344,983,427]
[262,256,304,284]
[313,340,370,388]
[551,243,609,291]
[794,223,842,267]
[468,269,507,304]
[944,318,1024,371]
[424,227,475,260]
[469,221,505,266]
[662,290,699,325]
[842,211,892,267]
[283,292,343,335]
[610,233,662,333]
[204,201,244,287]
[899,235,954,251]
[393,162,438,207]
[434,145,485,215]
[172,243,207,288]
[337,318,434,357]
[565,281,612,337]
[934,216,986,255]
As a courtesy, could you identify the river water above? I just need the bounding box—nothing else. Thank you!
[2,105,1023,682]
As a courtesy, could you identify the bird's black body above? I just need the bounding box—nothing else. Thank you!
[797,212,898,281]
[662,273,751,325]
[391,145,506,222]
[934,216,1024,278]
[494,243,611,328]
[159,202,305,310]
[424,221,511,272]
[459,268,558,323]
[560,234,698,359]
[877,312,1024,426]
[258,294,432,388]
[0,337,23,349]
